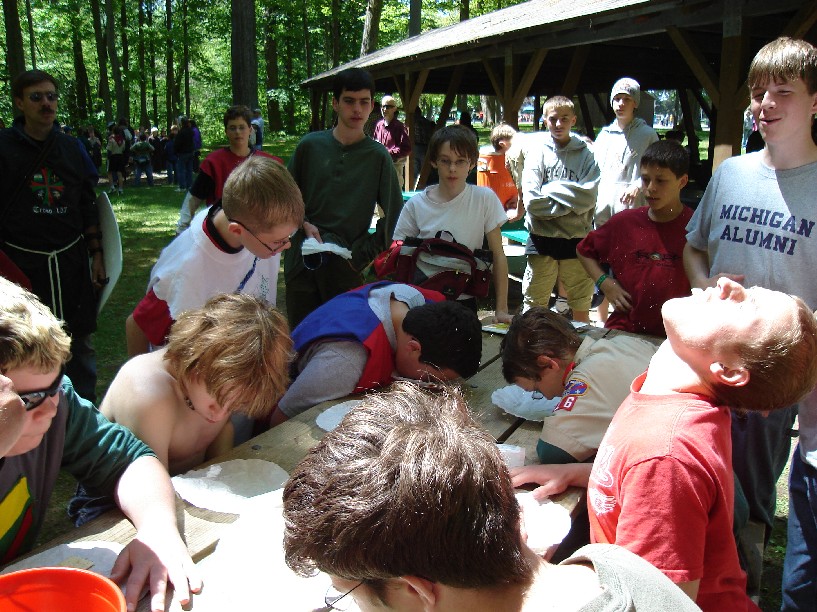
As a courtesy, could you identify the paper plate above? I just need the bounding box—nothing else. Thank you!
[172,459,288,514]
[1,540,124,577]
[516,492,572,555]
[316,399,362,432]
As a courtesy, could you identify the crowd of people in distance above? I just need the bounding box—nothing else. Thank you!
[2,34,817,612]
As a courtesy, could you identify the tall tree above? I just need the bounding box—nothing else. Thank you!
[147,3,158,125]
[70,10,91,121]
[360,0,383,56]
[330,0,341,67]
[90,0,113,121]
[231,0,258,108]
[105,0,127,120]
[119,0,131,122]
[3,0,26,114]
[25,0,36,69]
[182,0,191,116]
[165,0,175,127]
[137,1,149,127]
[262,4,282,132]
[409,0,421,37]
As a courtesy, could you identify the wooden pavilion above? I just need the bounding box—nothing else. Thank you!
[300,0,817,185]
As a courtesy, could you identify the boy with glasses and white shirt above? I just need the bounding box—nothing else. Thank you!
[125,156,303,356]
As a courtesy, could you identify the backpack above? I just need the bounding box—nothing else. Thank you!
[374,231,493,300]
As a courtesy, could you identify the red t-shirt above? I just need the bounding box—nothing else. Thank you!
[588,373,758,612]
[191,148,282,205]
[577,206,692,337]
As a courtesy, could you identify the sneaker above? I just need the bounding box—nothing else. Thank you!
[552,298,570,315]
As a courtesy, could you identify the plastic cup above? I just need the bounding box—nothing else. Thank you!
[0,566,126,612]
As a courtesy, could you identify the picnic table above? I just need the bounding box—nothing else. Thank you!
[9,328,591,610]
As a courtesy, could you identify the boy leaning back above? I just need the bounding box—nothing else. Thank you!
[682,37,817,608]
[577,140,692,337]
[393,125,514,322]
[126,156,303,356]
[521,96,600,321]
[0,277,201,612]
[588,279,817,610]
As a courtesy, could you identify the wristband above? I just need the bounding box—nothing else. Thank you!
[595,273,608,289]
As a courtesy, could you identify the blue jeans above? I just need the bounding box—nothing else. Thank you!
[134,162,154,186]
[782,449,817,610]
[176,152,194,190]
[166,159,176,184]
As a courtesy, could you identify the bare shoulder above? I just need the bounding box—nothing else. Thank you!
[101,350,180,427]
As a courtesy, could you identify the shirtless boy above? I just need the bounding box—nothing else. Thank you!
[104,293,291,474]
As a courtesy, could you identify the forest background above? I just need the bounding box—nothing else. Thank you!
[0,0,544,142]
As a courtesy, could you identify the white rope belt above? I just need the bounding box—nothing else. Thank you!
[4,235,83,320]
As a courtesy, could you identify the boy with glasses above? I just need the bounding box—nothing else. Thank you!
[0,277,202,612]
[126,155,303,356]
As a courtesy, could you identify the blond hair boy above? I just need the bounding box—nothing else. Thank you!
[126,155,303,356]
[105,293,292,475]
[521,96,600,322]
[0,277,201,611]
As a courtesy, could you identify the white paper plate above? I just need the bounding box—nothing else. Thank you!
[172,459,288,514]
[2,540,123,576]
[516,492,572,555]
[316,399,363,432]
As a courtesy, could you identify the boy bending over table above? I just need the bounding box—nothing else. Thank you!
[0,277,201,612]
[282,382,700,611]
[267,281,482,427]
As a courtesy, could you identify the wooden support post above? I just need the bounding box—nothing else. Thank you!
[309,89,321,132]
[561,46,590,98]
[504,47,515,127]
[402,70,428,190]
[416,66,463,189]
[578,94,595,139]
[677,88,700,165]
[507,48,547,130]
[712,4,746,170]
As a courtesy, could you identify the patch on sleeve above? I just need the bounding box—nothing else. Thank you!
[555,378,589,412]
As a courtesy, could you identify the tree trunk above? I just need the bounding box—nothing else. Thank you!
[360,0,383,56]
[183,0,191,117]
[301,0,312,77]
[3,0,26,115]
[457,0,470,116]
[165,0,175,127]
[263,5,282,132]
[71,13,91,121]
[120,0,131,122]
[25,0,36,69]
[90,0,113,121]
[231,0,258,108]
[138,1,149,128]
[330,0,340,67]
[105,0,126,121]
[285,18,296,132]
[409,0,421,37]
[147,3,158,125]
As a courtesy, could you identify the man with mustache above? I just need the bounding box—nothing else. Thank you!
[0,70,105,403]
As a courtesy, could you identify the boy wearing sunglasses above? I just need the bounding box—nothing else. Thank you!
[0,277,202,612]
[126,155,303,356]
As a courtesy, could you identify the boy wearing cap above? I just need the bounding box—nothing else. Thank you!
[593,78,659,227]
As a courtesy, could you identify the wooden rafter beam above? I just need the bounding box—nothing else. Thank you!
[482,58,505,107]
[510,47,547,110]
[561,45,590,98]
[666,26,720,107]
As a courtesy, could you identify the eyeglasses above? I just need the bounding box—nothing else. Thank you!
[323,581,363,611]
[226,125,249,132]
[382,105,396,109]
[435,157,470,169]
[27,91,59,102]
[531,389,545,401]
[228,218,295,255]
[18,367,65,411]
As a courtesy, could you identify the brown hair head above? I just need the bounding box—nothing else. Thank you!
[428,125,479,165]
[501,307,582,383]
[748,37,817,95]
[164,293,293,419]
[283,382,534,591]
[221,156,304,230]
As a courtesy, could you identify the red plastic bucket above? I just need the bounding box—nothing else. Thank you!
[0,566,126,611]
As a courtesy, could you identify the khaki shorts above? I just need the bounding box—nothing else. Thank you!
[522,255,594,312]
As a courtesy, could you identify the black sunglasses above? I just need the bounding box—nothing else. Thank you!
[19,367,65,411]
[27,91,59,103]
[382,105,396,109]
